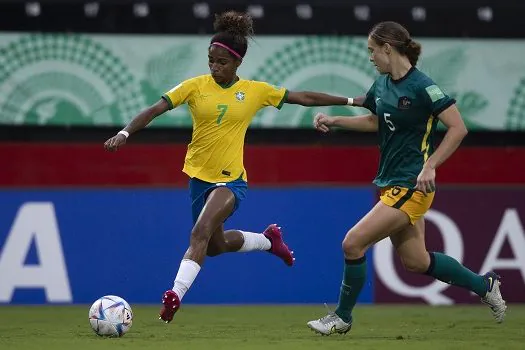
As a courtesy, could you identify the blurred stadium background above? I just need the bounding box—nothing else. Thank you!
[0,0,524,348]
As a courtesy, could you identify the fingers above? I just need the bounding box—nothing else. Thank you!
[318,124,330,133]
[103,135,126,152]
[415,179,435,195]
[427,179,436,193]
[313,113,331,133]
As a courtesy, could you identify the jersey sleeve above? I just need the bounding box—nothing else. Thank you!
[362,81,377,114]
[257,82,288,110]
[422,82,456,116]
[162,78,197,110]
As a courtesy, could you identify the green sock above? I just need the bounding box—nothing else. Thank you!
[426,252,487,297]
[334,256,366,323]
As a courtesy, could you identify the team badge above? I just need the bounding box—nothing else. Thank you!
[398,96,412,109]
[235,91,245,101]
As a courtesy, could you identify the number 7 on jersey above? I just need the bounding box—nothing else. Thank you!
[217,104,228,124]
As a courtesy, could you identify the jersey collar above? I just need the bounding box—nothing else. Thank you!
[216,76,240,89]
[391,66,416,84]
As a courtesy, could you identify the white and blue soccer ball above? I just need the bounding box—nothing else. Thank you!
[88,295,133,337]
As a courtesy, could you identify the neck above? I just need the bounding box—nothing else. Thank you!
[389,56,413,80]
[219,75,239,88]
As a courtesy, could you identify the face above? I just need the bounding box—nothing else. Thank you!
[208,45,241,84]
[367,36,391,74]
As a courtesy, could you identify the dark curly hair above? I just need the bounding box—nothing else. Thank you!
[210,11,254,59]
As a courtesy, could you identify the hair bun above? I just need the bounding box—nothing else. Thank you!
[213,11,254,38]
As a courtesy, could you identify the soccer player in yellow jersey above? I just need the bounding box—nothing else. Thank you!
[104,11,353,323]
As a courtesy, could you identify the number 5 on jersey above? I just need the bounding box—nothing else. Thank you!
[384,113,396,131]
[217,104,228,124]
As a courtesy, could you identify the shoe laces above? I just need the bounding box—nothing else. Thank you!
[318,303,340,326]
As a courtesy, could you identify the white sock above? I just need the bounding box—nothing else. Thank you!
[238,231,271,252]
[172,259,201,301]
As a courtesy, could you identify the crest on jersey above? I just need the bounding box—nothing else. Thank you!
[235,91,245,101]
[398,96,412,109]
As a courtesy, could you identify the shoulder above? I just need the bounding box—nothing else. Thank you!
[244,80,286,94]
[187,74,212,86]
[411,69,437,89]
[245,79,281,89]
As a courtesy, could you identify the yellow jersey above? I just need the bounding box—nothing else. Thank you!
[162,74,287,183]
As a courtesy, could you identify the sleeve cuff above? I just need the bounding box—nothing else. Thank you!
[161,94,174,110]
[432,99,456,117]
[276,89,289,110]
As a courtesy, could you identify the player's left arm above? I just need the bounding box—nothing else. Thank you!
[416,104,468,193]
[427,104,468,169]
[285,91,366,107]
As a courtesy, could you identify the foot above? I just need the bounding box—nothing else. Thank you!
[307,309,352,336]
[481,272,507,323]
[263,224,295,266]
[159,290,181,323]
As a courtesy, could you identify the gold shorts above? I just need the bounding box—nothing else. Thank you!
[379,186,435,225]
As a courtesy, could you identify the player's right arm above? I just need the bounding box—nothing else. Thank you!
[104,99,169,152]
[313,84,378,133]
[104,78,197,152]
[313,113,378,133]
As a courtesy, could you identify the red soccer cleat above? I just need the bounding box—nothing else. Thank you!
[263,224,295,267]
[159,290,181,323]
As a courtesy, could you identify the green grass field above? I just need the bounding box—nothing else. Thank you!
[0,304,524,350]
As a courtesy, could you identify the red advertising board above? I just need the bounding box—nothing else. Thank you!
[1,143,524,186]
[374,188,525,304]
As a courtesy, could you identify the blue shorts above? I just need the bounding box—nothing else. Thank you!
[189,177,248,224]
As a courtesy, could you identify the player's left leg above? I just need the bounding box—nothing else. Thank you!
[392,218,507,323]
[205,178,294,265]
[206,224,294,266]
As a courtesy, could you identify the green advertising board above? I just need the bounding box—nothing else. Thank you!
[0,33,524,130]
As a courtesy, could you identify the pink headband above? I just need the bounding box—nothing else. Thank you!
[211,42,242,59]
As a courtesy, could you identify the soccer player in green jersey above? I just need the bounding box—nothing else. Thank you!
[307,21,507,335]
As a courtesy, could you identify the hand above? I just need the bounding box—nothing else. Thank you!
[313,113,336,133]
[415,164,436,194]
[104,133,127,152]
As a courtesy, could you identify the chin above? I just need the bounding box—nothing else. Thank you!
[211,75,223,83]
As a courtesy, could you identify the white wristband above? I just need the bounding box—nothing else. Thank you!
[347,97,354,106]
[118,130,129,138]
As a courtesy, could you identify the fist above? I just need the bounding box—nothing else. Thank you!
[104,134,127,152]
[313,113,335,133]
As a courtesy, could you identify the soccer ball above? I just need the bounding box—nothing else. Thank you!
[88,295,133,337]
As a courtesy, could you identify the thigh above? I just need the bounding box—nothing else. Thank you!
[390,219,430,269]
[345,200,411,251]
[194,187,236,235]
[380,186,435,225]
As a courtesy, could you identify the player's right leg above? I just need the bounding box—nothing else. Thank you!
[307,201,410,335]
[159,186,235,323]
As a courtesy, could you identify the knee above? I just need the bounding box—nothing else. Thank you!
[190,222,213,246]
[400,256,429,274]
[206,243,226,257]
[342,233,367,259]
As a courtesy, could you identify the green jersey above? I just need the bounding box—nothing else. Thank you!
[362,67,456,188]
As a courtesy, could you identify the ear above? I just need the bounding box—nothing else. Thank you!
[383,43,392,55]
[235,59,242,68]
